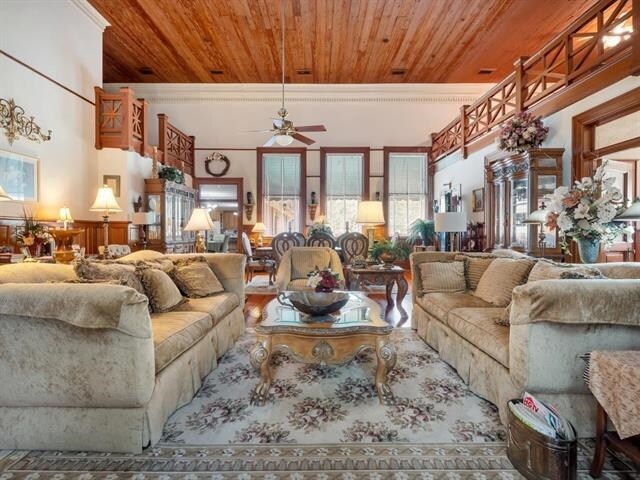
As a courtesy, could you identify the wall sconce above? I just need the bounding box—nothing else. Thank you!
[244,191,255,221]
[308,191,318,221]
[0,98,52,146]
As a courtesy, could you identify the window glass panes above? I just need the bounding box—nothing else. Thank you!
[388,154,426,236]
[325,154,363,236]
[262,154,301,235]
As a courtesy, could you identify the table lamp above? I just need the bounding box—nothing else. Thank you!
[252,222,266,247]
[0,185,12,201]
[132,211,155,250]
[434,212,467,252]
[184,208,214,253]
[524,203,549,258]
[57,206,73,230]
[356,200,385,247]
[89,185,122,257]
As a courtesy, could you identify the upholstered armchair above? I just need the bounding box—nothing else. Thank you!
[275,246,345,292]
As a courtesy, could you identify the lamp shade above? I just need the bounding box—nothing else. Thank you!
[616,199,640,221]
[252,222,266,233]
[132,211,155,225]
[184,208,214,231]
[90,185,122,213]
[0,185,11,201]
[57,207,73,223]
[434,212,467,232]
[356,201,385,225]
[524,208,548,224]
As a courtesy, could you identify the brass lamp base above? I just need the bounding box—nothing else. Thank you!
[51,228,84,264]
[194,232,206,253]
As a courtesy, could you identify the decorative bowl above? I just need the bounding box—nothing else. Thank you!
[277,291,349,317]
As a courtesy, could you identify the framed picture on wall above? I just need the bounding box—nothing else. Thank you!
[0,149,38,202]
[473,188,484,212]
[103,175,121,197]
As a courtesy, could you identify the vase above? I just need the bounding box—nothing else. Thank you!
[379,252,397,268]
[575,237,601,264]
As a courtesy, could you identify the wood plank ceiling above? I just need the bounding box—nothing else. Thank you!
[90,0,595,84]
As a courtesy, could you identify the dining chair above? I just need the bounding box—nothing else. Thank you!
[241,232,275,285]
[271,232,300,266]
[339,232,369,265]
[306,232,337,248]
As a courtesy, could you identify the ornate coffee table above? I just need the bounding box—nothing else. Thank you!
[250,292,396,406]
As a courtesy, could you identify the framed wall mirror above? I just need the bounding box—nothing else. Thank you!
[194,178,244,254]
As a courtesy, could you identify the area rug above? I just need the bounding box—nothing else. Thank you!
[245,276,277,295]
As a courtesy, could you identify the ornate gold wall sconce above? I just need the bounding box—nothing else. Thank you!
[0,98,52,146]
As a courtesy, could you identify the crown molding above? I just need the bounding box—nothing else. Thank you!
[69,0,110,31]
[105,83,492,105]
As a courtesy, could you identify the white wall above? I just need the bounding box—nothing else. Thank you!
[0,0,108,220]
[434,76,640,222]
[106,83,492,225]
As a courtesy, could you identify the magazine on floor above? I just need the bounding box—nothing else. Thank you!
[509,392,575,440]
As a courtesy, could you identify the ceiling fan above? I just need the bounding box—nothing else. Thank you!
[248,1,326,146]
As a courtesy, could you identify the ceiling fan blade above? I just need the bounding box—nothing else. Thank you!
[291,133,316,145]
[263,136,279,147]
[271,118,285,128]
[295,125,327,132]
[245,129,275,133]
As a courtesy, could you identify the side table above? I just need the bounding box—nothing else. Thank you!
[588,350,640,477]
[346,265,408,322]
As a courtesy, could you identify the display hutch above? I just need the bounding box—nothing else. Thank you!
[485,148,563,257]
[144,178,196,253]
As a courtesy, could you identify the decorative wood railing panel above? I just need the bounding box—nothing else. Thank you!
[158,113,195,177]
[430,0,638,162]
[95,87,148,155]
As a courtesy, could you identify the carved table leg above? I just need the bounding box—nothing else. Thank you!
[385,279,395,310]
[250,339,272,406]
[395,274,409,321]
[375,338,396,405]
[590,403,608,478]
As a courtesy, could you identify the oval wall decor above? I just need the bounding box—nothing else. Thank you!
[205,152,231,177]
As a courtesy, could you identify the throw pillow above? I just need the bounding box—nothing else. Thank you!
[73,258,145,295]
[171,257,224,298]
[454,254,495,290]
[528,260,605,282]
[136,264,186,313]
[473,258,535,307]
[419,261,466,294]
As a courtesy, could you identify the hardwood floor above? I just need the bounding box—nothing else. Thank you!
[244,273,413,329]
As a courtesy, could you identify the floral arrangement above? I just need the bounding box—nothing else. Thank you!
[15,209,53,256]
[308,217,333,236]
[498,111,549,153]
[158,166,184,184]
[545,161,631,250]
[307,267,341,293]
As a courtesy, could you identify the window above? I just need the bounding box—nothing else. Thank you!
[386,151,427,236]
[321,148,369,236]
[258,149,304,235]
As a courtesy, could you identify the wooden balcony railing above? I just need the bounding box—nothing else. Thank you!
[94,87,148,155]
[158,114,195,177]
[430,0,638,162]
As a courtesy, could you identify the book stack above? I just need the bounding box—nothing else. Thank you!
[508,392,575,440]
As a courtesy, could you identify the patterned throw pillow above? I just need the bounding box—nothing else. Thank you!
[474,258,535,307]
[171,257,224,298]
[454,254,495,291]
[528,260,605,282]
[73,258,145,295]
[136,264,186,313]
[419,261,466,294]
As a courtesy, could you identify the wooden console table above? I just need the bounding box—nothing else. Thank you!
[588,350,640,477]
[346,265,408,322]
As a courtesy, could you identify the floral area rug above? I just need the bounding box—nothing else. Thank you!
[1,330,637,478]
[161,330,504,445]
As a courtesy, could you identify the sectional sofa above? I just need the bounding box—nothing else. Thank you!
[0,250,245,453]
[410,250,640,437]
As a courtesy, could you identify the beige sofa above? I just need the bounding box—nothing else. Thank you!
[410,251,640,437]
[0,251,246,453]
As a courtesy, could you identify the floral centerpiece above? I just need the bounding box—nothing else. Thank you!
[308,217,333,236]
[15,209,53,257]
[498,111,549,154]
[307,267,341,293]
[545,161,631,263]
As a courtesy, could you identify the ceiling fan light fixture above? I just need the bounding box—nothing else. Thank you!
[275,134,293,146]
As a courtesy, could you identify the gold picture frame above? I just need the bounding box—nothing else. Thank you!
[103,175,121,197]
[472,188,484,212]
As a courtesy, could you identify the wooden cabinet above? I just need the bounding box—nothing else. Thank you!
[485,148,563,256]
[144,179,196,253]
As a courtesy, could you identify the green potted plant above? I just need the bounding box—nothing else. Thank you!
[370,239,411,268]
[158,166,184,184]
[407,219,435,246]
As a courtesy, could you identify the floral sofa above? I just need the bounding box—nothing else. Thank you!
[410,250,640,437]
[0,250,245,453]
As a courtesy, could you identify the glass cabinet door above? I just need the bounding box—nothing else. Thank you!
[148,194,161,241]
[494,182,504,246]
[537,174,557,248]
[510,178,528,247]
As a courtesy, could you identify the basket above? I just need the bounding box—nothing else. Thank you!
[506,399,577,480]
